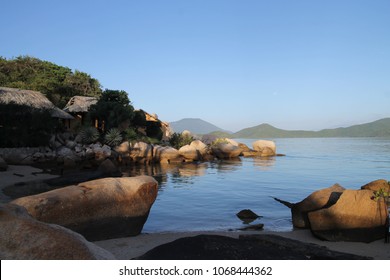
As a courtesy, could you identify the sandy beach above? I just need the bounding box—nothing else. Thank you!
[94,229,390,260]
[0,165,59,203]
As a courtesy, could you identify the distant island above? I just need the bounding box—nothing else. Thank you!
[171,118,390,138]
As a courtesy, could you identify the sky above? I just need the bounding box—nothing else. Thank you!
[1,0,389,132]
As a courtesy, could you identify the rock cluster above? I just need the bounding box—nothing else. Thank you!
[115,138,278,164]
[0,129,280,168]
[0,133,113,168]
[274,179,390,242]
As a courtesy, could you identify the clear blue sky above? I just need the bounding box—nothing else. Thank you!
[1,0,389,132]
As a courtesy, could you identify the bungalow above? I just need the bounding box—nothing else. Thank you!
[0,87,73,120]
[63,95,98,131]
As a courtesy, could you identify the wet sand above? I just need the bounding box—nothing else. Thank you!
[0,165,59,203]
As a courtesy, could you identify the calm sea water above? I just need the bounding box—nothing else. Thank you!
[122,138,390,233]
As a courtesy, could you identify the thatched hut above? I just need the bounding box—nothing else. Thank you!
[63,96,98,131]
[0,87,73,120]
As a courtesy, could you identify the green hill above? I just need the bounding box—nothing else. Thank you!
[233,118,390,138]
[170,118,231,135]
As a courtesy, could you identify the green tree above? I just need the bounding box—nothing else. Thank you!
[132,110,147,129]
[0,56,103,107]
[89,89,135,132]
[145,121,163,141]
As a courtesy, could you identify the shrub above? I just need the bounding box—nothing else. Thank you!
[211,138,230,147]
[123,128,139,142]
[169,132,194,149]
[105,128,123,147]
[78,126,99,144]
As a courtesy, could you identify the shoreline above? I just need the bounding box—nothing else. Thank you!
[94,229,390,260]
[2,165,389,260]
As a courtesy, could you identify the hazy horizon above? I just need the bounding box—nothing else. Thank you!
[169,116,390,134]
[2,0,389,132]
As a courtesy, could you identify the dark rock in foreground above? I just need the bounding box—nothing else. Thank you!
[0,204,115,260]
[136,234,371,260]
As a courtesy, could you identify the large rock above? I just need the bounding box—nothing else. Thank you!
[115,141,131,154]
[0,156,7,171]
[224,138,240,147]
[136,234,370,260]
[252,140,276,157]
[211,143,243,159]
[129,142,153,163]
[361,179,390,193]
[93,144,112,162]
[0,204,115,260]
[56,146,74,158]
[308,189,389,242]
[190,140,208,157]
[154,146,182,163]
[238,143,251,153]
[179,145,200,161]
[11,176,158,241]
[274,184,346,228]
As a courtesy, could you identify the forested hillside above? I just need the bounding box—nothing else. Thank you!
[0,56,102,107]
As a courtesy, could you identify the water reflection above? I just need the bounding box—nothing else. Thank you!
[177,162,208,177]
[253,157,276,171]
[120,162,210,190]
[120,164,169,187]
[211,158,243,173]
[120,159,245,191]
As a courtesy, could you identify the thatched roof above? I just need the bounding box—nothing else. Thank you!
[0,87,74,119]
[63,96,98,113]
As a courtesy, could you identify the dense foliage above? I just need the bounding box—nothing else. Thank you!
[89,89,135,132]
[145,121,163,141]
[0,56,168,146]
[0,56,102,108]
[0,103,57,147]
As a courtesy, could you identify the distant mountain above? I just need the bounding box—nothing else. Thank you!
[233,118,390,138]
[170,118,230,135]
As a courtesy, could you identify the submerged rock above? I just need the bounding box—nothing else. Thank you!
[236,209,261,220]
[239,223,265,231]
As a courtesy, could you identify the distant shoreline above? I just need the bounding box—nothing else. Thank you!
[173,117,390,138]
